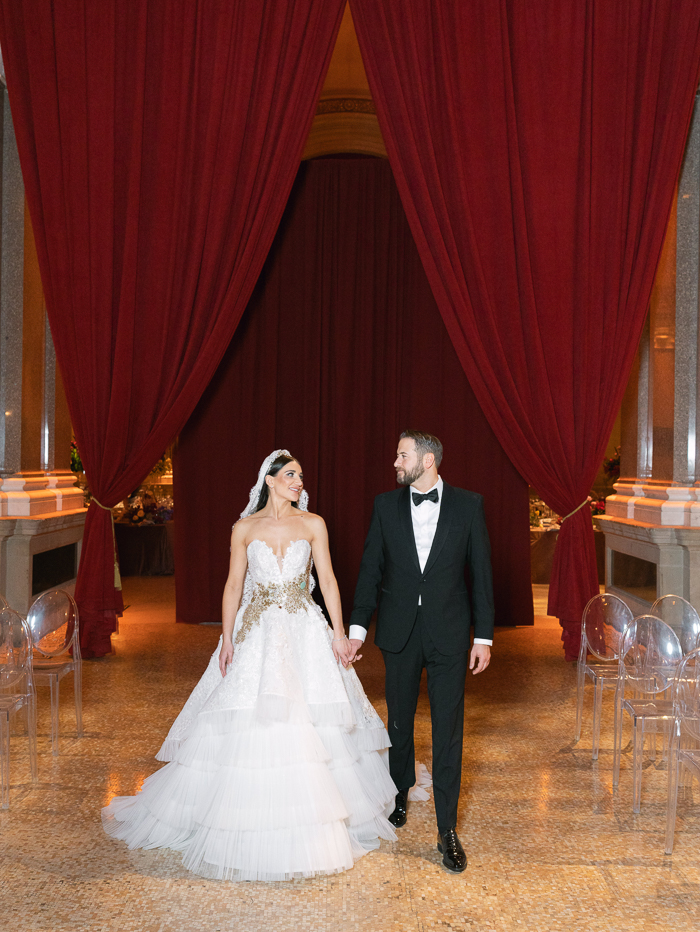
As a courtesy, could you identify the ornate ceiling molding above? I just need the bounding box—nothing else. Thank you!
[316,98,376,116]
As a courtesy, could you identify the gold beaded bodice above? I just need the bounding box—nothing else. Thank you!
[234,540,314,646]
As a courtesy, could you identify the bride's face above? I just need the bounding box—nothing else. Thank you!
[267,461,304,505]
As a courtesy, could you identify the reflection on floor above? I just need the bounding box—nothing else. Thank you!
[2,577,700,931]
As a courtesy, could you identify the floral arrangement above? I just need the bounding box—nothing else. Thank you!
[121,492,173,525]
[529,499,560,527]
[590,498,606,516]
[529,501,546,527]
[603,446,621,482]
[70,439,83,473]
[148,453,172,480]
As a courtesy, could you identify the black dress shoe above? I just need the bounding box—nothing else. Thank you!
[388,789,409,827]
[437,829,467,873]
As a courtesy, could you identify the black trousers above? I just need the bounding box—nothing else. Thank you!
[382,609,469,833]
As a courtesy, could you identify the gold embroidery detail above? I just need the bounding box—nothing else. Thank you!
[234,564,313,646]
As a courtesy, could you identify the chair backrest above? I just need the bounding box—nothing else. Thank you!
[650,595,700,655]
[581,593,633,661]
[620,615,683,694]
[0,593,8,611]
[0,608,33,691]
[27,590,78,658]
[672,646,700,742]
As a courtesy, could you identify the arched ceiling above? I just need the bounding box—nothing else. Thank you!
[302,3,387,159]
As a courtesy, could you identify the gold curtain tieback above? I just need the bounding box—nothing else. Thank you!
[91,497,122,591]
[560,498,591,523]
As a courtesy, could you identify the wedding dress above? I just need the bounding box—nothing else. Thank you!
[102,537,399,881]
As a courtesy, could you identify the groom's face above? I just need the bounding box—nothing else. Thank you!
[394,439,425,486]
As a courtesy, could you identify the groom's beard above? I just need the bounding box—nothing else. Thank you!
[396,463,425,486]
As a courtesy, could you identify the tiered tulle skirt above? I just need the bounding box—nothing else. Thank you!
[103,617,398,881]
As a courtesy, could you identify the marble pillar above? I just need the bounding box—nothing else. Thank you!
[676,90,700,487]
[598,90,700,613]
[0,85,23,479]
[0,80,85,614]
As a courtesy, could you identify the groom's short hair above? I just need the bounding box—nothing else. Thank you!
[400,430,443,468]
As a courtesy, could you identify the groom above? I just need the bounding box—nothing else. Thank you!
[347,430,494,873]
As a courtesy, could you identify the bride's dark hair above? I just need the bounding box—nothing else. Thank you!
[254,453,300,513]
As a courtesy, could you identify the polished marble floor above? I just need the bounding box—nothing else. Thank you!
[1,578,700,931]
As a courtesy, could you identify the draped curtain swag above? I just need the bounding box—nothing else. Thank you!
[351,0,700,658]
[0,0,345,655]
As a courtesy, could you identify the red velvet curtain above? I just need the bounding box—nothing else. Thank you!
[0,0,344,655]
[175,158,533,631]
[351,0,700,658]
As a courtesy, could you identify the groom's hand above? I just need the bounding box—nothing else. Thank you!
[469,643,491,674]
[347,638,364,663]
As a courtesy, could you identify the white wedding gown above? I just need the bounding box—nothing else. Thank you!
[102,538,398,881]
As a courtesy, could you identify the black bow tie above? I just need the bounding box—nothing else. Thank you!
[412,489,439,506]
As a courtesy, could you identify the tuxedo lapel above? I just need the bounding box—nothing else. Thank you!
[398,486,421,572]
[423,482,455,576]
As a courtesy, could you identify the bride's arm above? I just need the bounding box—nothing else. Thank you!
[219,522,249,677]
[309,516,353,667]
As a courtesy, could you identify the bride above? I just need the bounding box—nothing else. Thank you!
[102,450,398,881]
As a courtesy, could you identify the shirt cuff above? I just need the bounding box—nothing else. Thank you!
[473,638,493,646]
[349,625,367,643]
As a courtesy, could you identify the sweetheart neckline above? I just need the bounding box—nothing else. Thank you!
[247,538,311,572]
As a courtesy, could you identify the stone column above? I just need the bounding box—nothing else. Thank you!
[0,77,85,612]
[0,85,24,479]
[0,96,82,518]
[42,306,55,472]
[599,88,700,612]
[675,89,700,486]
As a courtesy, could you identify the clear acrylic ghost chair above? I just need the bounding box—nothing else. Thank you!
[0,608,38,808]
[0,594,8,610]
[575,593,633,759]
[651,595,700,655]
[647,597,700,763]
[613,616,682,812]
[26,589,82,755]
[665,647,700,854]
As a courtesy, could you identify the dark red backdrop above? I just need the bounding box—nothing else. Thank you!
[174,158,533,630]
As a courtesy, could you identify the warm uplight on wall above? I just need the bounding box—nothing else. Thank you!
[42,423,50,472]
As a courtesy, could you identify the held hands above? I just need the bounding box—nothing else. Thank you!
[347,638,363,664]
[219,640,234,677]
[469,643,491,675]
[332,635,353,668]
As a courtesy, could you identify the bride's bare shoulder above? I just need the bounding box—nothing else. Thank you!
[231,515,257,539]
[299,511,326,533]
[233,515,255,528]
[299,509,323,521]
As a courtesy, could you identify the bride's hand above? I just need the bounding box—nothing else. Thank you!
[332,636,352,668]
[219,641,234,677]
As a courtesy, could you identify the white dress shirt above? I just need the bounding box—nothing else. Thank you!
[349,475,493,647]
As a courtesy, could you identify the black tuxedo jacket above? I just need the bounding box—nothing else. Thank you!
[349,482,495,654]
